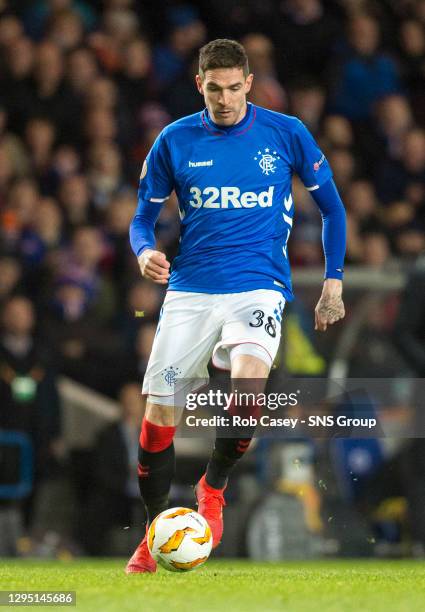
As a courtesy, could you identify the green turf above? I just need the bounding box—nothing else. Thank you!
[1,559,425,612]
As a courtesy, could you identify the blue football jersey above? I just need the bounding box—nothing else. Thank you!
[138,103,332,301]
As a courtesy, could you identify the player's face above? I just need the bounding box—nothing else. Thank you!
[196,67,254,126]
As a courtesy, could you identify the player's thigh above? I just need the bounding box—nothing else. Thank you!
[142,291,221,399]
[212,289,285,371]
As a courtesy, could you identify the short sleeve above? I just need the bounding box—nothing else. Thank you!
[291,121,332,191]
[138,131,174,202]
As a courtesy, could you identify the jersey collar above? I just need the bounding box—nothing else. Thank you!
[201,102,256,136]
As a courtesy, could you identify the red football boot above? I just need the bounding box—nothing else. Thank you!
[195,474,227,548]
[125,527,157,574]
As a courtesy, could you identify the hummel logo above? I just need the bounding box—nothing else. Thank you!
[188,160,213,167]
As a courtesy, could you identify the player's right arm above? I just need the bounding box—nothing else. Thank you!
[129,131,174,284]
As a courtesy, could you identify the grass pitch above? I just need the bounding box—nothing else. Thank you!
[1,559,425,612]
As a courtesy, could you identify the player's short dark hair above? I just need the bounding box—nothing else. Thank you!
[198,39,249,78]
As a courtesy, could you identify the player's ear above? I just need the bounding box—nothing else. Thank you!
[245,73,254,94]
[195,74,204,94]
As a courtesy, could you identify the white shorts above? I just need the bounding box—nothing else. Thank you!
[142,289,285,398]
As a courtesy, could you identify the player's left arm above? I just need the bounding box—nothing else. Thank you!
[310,178,346,332]
[291,121,346,332]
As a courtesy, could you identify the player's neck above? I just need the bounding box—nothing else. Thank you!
[207,102,251,131]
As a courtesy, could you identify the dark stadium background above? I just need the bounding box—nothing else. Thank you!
[0,0,424,559]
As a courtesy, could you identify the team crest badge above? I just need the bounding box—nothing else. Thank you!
[161,366,182,387]
[254,148,280,175]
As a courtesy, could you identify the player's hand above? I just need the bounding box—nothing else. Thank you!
[314,279,345,332]
[138,249,170,284]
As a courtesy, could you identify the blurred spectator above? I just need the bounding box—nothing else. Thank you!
[0,14,23,48]
[393,255,425,552]
[87,142,127,210]
[115,279,163,350]
[105,191,137,286]
[243,33,287,113]
[153,5,206,89]
[84,107,118,147]
[5,179,40,252]
[330,14,401,121]
[394,224,425,262]
[394,254,425,377]
[320,115,354,151]
[24,117,56,180]
[116,37,153,118]
[0,36,35,133]
[58,174,96,234]
[0,257,23,308]
[85,76,118,111]
[360,231,392,269]
[327,149,357,193]
[47,9,85,51]
[383,200,416,233]
[56,225,116,323]
[0,145,14,205]
[161,58,203,120]
[115,322,158,386]
[288,79,325,134]
[344,179,383,262]
[84,76,132,149]
[375,127,425,204]
[249,76,287,114]
[0,106,30,177]
[79,382,144,555]
[130,102,171,177]
[23,0,97,41]
[43,145,82,195]
[373,95,413,160]
[29,41,80,143]
[398,20,425,121]
[41,275,121,396]
[88,7,141,73]
[345,180,380,229]
[243,33,276,77]
[19,197,64,268]
[352,94,414,177]
[0,296,62,524]
[272,0,340,83]
[66,46,99,98]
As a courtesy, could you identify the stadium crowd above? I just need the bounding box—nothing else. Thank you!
[0,0,424,555]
